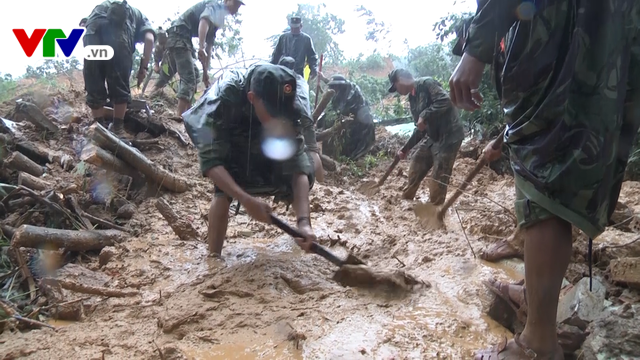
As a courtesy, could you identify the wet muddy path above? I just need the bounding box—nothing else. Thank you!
[2,106,640,359]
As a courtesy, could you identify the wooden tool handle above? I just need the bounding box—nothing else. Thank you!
[270,215,344,267]
[377,155,401,186]
[438,128,506,216]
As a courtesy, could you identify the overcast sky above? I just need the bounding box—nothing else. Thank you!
[0,0,475,77]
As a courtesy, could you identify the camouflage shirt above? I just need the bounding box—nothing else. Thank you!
[404,77,465,151]
[84,1,155,54]
[168,0,226,45]
[330,81,368,117]
[182,64,311,188]
[464,0,640,238]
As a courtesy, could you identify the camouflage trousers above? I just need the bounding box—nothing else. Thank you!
[402,139,463,204]
[153,48,199,100]
[153,40,200,102]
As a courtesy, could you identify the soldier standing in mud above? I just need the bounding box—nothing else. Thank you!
[317,74,376,161]
[449,0,640,359]
[182,63,317,257]
[387,69,465,204]
[270,16,322,81]
[148,27,199,97]
[82,0,155,139]
[278,56,325,183]
[161,0,244,120]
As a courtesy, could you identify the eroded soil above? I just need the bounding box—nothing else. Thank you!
[1,76,640,359]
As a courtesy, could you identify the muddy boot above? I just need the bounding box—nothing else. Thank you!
[109,117,133,141]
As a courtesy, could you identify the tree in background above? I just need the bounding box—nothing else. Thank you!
[265,3,346,64]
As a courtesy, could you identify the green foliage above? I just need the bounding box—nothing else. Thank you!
[212,13,244,60]
[266,3,346,64]
[24,59,81,79]
[344,53,386,73]
[341,151,388,178]
[354,6,390,44]
[0,73,18,103]
[407,43,455,81]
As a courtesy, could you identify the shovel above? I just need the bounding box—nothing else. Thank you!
[357,155,401,196]
[414,128,506,230]
[269,215,365,267]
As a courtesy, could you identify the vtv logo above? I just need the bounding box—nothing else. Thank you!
[13,29,114,60]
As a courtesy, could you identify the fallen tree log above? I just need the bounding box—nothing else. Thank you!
[15,141,52,165]
[15,100,59,133]
[5,151,44,177]
[12,225,128,251]
[80,143,143,183]
[90,124,190,192]
[43,278,139,298]
[18,172,52,191]
[155,198,200,241]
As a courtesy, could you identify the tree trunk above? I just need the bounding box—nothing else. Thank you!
[80,143,143,184]
[90,124,190,192]
[155,198,200,241]
[18,172,52,191]
[12,225,128,251]
[15,141,52,165]
[5,151,44,177]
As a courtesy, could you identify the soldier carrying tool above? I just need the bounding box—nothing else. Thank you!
[387,68,465,204]
[182,63,317,258]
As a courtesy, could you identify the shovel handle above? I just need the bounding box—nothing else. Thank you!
[438,128,506,216]
[269,215,344,267]
[377,155,401,186]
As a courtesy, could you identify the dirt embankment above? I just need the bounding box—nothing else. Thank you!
[0,71,639,360]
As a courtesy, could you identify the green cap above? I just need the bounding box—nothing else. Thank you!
[387,68,412,93]
[249,64,299,120]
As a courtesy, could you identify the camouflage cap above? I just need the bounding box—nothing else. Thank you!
[387,68,413,93]
[249,64,299,120]
[289,16,302,28]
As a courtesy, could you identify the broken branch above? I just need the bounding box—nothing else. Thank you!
[155,198,200,241]
[18,172,52,191]
[5,152,44,177]
[12,224,128,251]
[43,278,139,298]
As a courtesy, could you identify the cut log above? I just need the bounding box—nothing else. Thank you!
[80,142,143,183]
[609,257,640,289]
[15,100,59,133]
[18,172,52,191]
[320,154,337,172]
[12,225,128,252]
[312,89,335,123]
[91,124,190,192]
[0,224,16,239]
[15,141,52,165]
[5,151,44,177]
[155,198,200,241]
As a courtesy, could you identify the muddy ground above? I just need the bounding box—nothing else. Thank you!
[1,73,640,359]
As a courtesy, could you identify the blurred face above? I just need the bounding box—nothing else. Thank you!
[290,24,302,34]
[225,0,241,15]
[395,77,414,95]
[247,92,273,124]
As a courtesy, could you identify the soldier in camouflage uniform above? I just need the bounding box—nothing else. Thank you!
[162,0,243,119]
[149,28,200,96]
[183,63,316,257]
[278,56,324,182]
[387,68,465,204]
[317,74,375,161]
[449,0,640,358]
[82,0,155,139]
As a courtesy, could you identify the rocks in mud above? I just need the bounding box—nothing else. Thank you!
[158,344,188,360]
[609,257,640,289]
[580,305,640,359]
[557,277,606,324]
[116,203,136,219]
[98,246,117,267]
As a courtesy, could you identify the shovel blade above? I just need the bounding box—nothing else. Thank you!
[357,180,380,196]
[344,253,366,266]
[414,202,445,230]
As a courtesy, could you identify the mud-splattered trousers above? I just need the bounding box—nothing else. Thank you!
[402,77,465,203]
[402,128,463,204]
[154,29,201,102]
[465,0,640,239]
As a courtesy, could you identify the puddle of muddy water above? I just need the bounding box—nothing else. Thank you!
[182,342,302,360]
